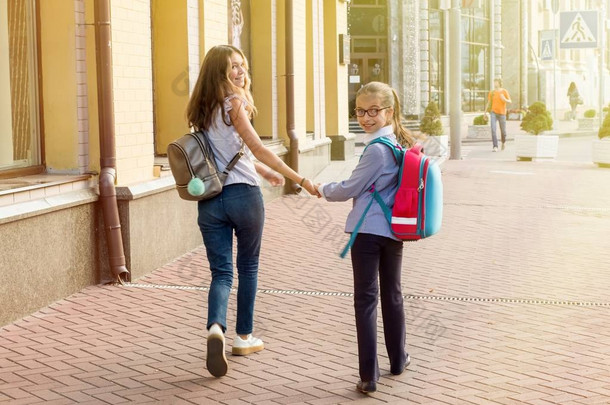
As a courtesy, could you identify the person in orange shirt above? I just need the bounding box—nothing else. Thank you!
[484,78,512,151]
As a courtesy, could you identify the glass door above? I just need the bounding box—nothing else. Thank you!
[347,57,387,117]
[347,0,388,118]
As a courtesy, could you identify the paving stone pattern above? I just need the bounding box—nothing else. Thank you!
[2,143,610,404]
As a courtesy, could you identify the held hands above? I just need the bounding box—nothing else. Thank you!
[265,169,320,197]
[267,171,320,197]
[300,178,321,197]
[314,183,322,198]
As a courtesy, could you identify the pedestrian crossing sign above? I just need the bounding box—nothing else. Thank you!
[540,39,554,60]
[560,11,598,49]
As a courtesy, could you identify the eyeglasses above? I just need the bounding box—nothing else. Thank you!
[354,107,390,117]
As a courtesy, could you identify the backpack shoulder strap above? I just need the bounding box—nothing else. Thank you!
[368,137,403,163]
[339,196,375,258]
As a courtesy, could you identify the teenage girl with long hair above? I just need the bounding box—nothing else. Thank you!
[186,45,317,377]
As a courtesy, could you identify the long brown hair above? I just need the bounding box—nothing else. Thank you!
[568,81,576,92]
[186,45,257,131]
[356,81,416,147]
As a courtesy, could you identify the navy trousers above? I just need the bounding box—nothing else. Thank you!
[351,233,407,382]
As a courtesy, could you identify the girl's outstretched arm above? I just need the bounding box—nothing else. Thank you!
[319,144,386,202]
[229,97,319,196]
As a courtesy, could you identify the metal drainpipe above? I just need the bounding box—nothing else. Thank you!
[285,0,299,192]
[94,0,129,282]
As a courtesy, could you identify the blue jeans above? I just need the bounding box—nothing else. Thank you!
[490,112,507,148]
[197,184,264,335]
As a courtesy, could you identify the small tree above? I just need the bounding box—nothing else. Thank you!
[420,101,444,136]
[520,101,553,135]
[599,107,610,140]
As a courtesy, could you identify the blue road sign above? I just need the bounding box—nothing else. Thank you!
[560,11,598,49]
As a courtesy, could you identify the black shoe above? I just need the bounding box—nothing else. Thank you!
[356,380,377,393]
[391,353,411,375]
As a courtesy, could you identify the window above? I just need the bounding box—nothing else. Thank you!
[0,0,40,173]
[349,5,387,36]
[460,4,490,112]
[429,8,445,113]
[348,0,388,114]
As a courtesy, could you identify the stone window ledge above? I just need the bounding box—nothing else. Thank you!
[0,174,94,207]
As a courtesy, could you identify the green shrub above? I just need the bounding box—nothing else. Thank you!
[420,101,444,136]
[520,101,553,135]
[584,109,596,118]
[473,114,488,126]
[599,110,610,139]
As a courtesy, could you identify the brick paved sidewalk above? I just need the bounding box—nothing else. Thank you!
[2,145,610,404]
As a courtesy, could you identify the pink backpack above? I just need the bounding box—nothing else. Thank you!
[340,138,443,258]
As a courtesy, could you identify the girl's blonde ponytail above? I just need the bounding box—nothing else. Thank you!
[390,88,416,148]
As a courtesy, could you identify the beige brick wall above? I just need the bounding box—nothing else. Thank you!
[311,0,326,140]
[187,0,200,95]
[292,1,307,139]
[270,0,278,140]
[75,0,89,173]
[336,2,348,137]
[202,0,229,51]
[110,0,154,185]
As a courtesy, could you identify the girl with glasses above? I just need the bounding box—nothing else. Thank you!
[315,81,416,394]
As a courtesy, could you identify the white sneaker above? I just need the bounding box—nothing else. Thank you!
[492,146,498,152]
[232,334,264,355]
[206,324,228,377]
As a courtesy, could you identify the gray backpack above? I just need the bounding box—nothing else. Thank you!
[167,131,243,201]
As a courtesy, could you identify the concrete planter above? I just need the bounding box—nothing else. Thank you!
[330,133,356,161]
[507,112,523,121]
[592,138,610,167]
[515,134,559,161]
[422,134,449,157]
[578,118,599,130]
[467,125,491,140]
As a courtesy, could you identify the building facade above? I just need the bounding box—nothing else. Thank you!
[347,0,608,127]
[347,0,505,121]
[526,0,609,120]
[1,0,608,327]
[0,0,351,326]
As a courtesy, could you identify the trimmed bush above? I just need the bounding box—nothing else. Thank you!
[599,110,610,139]
[420,101,444,136]
[473,114,488,126]
[520,101,553,135]
[584,109,597,118]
